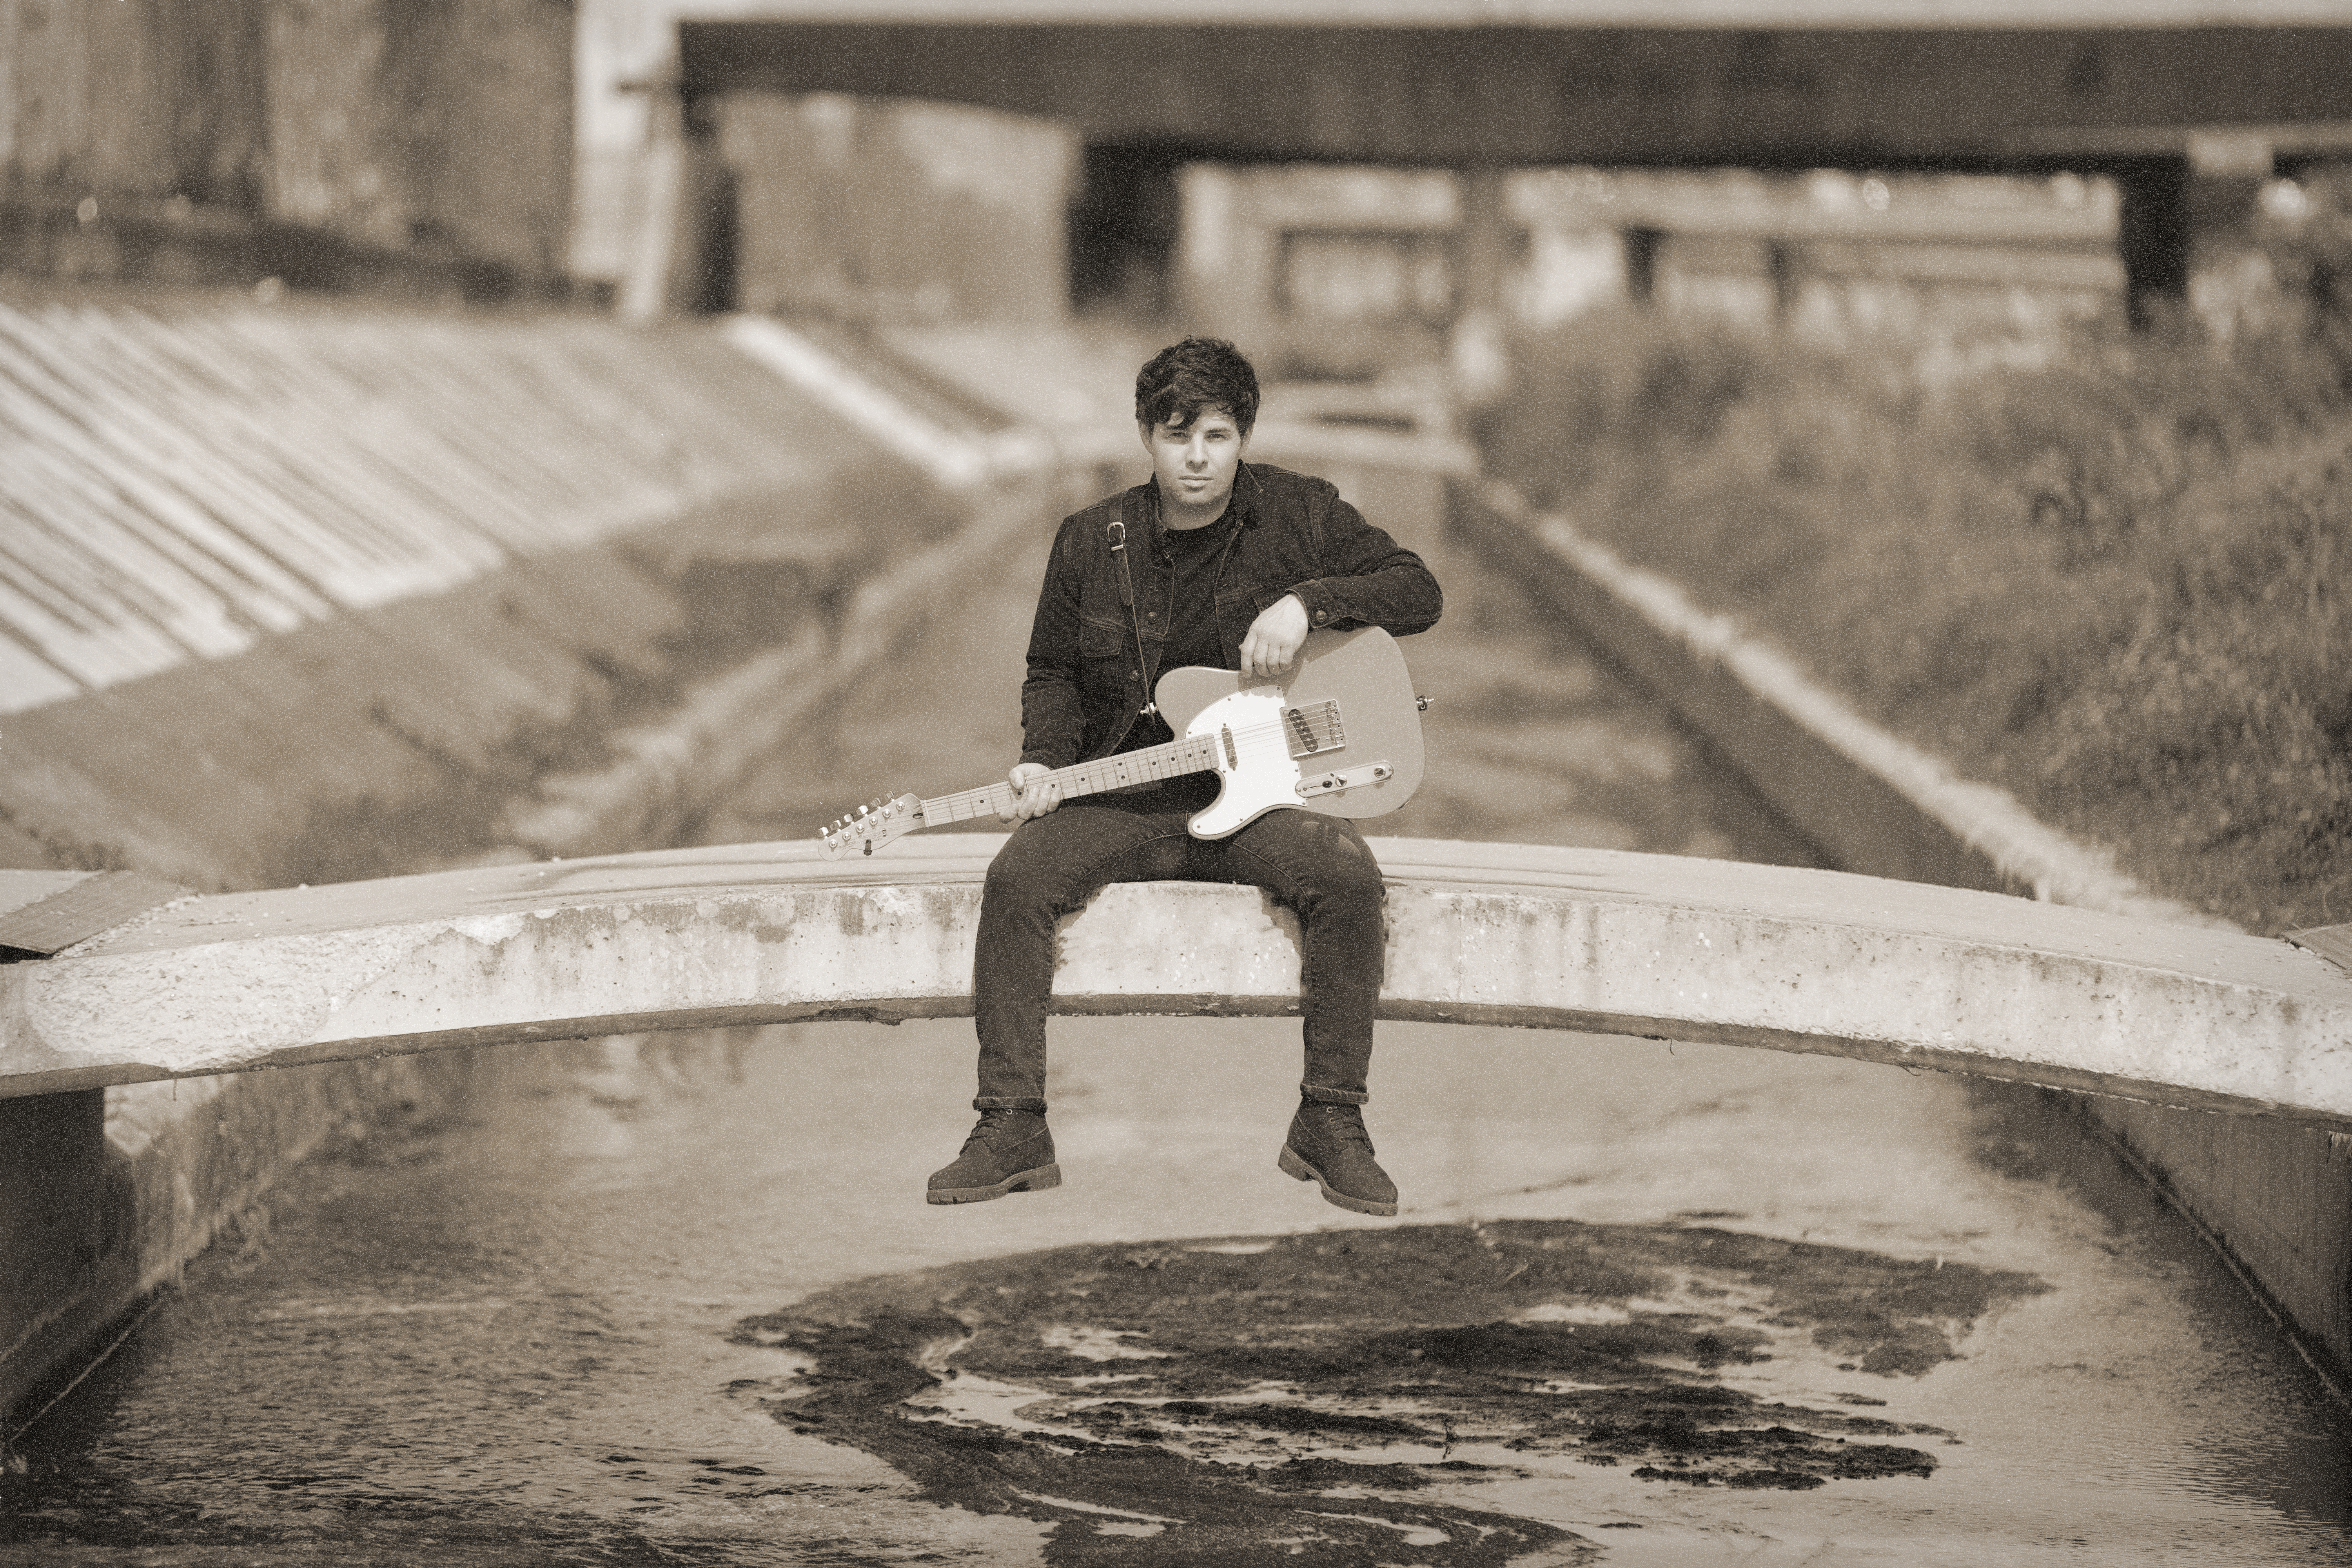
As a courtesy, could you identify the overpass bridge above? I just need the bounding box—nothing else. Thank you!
[669,1,2352,309]
[5,838,2349,1129]
[677,5,2352,171]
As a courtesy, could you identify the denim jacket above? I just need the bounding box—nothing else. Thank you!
[1018,461,1443,769]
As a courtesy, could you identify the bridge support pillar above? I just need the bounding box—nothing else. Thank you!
[1450,163,1513,406]
[2116,156,2190,325]
[0,1090,115,1428]
[2117,142,2278,330]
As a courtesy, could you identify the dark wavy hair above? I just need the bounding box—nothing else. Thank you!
[1134,336,1259,437]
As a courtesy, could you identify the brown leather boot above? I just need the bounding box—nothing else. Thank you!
[1279,1100,1397,1216]
[927,1108,1061,1205]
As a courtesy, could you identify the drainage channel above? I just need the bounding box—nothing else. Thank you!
[2,495,2345,1566]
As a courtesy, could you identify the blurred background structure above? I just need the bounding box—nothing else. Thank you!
[588,2,2350,355]
[4,1,2340,349]
[0,0,575,299]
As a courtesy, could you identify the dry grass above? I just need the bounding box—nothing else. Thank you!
[1477,220,2352,935]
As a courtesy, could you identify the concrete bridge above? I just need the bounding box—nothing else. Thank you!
[678,8,2352,171]
[6,839,2348,1129]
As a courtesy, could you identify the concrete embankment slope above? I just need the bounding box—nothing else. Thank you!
[0,294,1059,1428]
[1450,479,2352,1390]
[0,294,1014,886]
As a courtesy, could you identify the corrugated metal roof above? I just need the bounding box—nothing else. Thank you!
[0,298,840,716]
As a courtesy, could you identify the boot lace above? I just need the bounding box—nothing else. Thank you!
[1309,1102,1375,1156]
[962,1108,1026,1153]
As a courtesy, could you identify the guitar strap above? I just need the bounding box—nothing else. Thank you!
[1106,499,1166,717]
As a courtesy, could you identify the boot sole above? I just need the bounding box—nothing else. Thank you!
[926,1162,1062,1205]
[1279,1144,1397,1218]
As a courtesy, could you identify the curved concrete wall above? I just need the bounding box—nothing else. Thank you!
[5,837,2347,1127]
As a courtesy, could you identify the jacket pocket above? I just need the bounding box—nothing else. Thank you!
[1078,618,1130,716]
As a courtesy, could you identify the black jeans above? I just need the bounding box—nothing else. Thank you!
[972,777,1387,1111]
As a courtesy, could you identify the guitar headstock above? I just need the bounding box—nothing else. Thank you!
[817,793,923,859]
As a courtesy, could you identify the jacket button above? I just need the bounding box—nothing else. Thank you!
[1128,669,1139,682]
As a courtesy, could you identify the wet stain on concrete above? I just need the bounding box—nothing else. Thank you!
[731,1220,2044,1563]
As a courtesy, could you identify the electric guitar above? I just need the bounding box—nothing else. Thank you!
[818,625,1426,859]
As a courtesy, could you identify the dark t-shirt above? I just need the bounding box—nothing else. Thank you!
[1115,507,1235,776]
[1156,512,1232,676]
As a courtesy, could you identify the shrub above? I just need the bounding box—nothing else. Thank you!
[1481,265,2352,933]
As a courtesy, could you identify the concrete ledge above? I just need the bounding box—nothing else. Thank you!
[1449,480,2225,925]
[4,837,2346,1125]
[503,477,1058,859]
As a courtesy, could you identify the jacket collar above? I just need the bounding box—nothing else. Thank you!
[1140,461,1262,542]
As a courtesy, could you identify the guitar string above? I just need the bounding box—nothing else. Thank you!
[936,729,1272,822]
[917,701,1345,826]
[825,700,1352,842]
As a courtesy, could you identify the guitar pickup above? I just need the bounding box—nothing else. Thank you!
[1296,761,1392,798]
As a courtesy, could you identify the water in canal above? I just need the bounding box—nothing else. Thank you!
[4,508,2347,1566]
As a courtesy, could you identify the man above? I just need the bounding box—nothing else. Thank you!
[926,337,1442,1215]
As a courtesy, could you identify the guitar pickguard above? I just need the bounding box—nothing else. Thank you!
[1152,625,1425,840]
[1178,687,1305,838]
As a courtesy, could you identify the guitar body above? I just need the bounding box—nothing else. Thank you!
[1155,625,1424,838]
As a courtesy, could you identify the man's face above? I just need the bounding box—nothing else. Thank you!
[1141,408,1248,523]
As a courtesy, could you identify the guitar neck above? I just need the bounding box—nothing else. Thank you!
[918,732,1223,827]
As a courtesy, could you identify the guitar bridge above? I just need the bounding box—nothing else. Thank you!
[1296,761,1392,798]
[1282,699,1343,758]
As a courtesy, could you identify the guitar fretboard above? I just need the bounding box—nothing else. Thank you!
[917,699,1342,826]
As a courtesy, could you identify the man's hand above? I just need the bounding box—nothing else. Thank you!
[1238,593,1311,681]
[1000,762,1061,821]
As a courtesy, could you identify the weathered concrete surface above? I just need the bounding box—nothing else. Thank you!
[0,1090,107,1427]
[1448,475,2352,1385]
[499,475,1060,861]
[0,297,968,889]
[3,837,2345,1127]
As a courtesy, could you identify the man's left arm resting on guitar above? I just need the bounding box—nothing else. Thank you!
[1014,498,1441,772]
[1280,495,1443,639]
